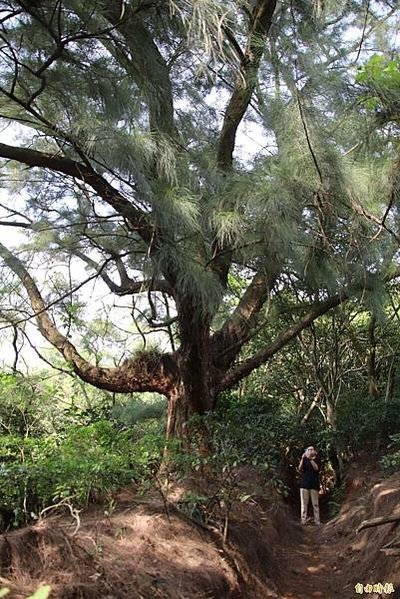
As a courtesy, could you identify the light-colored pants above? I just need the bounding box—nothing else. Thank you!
[300,488,320,524]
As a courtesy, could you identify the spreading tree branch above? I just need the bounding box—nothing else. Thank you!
[0,241,176,394]
[73,249,173,297]
[98,1,177,138]
[216,264,400,393]
[0,142,153,243]
[216,0,277,170]
[216,291,349,393]
[212,268,279,367]
[0,220,31,229]
[212,0,278,286]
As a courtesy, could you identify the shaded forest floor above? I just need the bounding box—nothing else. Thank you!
[0,456,399,598]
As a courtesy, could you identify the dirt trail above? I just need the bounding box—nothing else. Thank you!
[270,465,400,599]
[0,462,399,598]
[272,521,352,599]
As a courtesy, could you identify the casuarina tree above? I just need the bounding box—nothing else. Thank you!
[0,0,398,436]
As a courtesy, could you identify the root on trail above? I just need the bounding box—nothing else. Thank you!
[357,511,400,533]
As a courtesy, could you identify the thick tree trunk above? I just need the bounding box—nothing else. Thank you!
[166,298,215,438]
[166,386,215,439]
[166,387,194,439]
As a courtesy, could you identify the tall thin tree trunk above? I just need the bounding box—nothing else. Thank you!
[367,314,379,398]
[326,396,344,484]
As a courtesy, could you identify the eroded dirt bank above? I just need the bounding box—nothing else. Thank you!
[273,458,400,599]
[0,460,399,598]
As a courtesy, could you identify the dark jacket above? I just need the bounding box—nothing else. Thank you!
[299,455,321,490]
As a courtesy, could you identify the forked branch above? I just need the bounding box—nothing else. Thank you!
[0,241,176,394]
[0,142,153,243]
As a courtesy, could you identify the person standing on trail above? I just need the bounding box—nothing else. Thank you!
[298,446,321,526]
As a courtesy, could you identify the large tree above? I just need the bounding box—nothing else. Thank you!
[0,0,398,436]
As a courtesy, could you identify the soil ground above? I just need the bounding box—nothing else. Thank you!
[272,456,400,599]
[0,456,399,598]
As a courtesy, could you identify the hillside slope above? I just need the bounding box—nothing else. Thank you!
[0,459,398,598]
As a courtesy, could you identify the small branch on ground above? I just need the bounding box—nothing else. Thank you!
[39,497,81,536]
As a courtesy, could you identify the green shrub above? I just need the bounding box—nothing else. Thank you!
[112,394,166,427]
[326,481,346,518]
[0,420,166,527]
[0,586,51,599]
[380,433,400,474]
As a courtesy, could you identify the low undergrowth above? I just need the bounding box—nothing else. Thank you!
[0,373,399,536]
[0,420,168,528]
